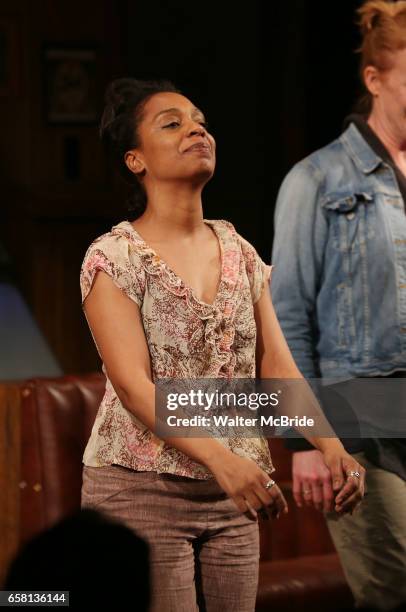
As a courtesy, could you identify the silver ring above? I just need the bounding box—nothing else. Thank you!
[264,479,275,490]
[302,488,312,495]
[347,470,361,479]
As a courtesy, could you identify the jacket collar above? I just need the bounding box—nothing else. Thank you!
[341,122,383,174]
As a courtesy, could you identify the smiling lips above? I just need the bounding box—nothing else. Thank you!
[184,142,212,155]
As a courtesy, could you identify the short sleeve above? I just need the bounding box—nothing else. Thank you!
[80,233,145,308]
[238,234,273,304]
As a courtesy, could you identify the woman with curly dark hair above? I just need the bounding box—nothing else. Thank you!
[79,77,364,611]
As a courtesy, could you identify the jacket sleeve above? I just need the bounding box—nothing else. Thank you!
[271,160,328,451]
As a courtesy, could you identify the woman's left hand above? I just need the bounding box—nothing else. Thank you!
[322,450,366,515]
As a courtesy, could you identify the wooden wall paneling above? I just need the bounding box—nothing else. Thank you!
[0,384,21,587]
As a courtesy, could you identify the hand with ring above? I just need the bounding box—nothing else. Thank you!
[209,453,288,521]
[321,447,366,515]
[245,478,288,521]
[292,450,336,512]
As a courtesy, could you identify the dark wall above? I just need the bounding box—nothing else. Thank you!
[125,0,361,258]
[1,0,362,373]
[1,0,126,374]
[257,0,361,257]
[125,1,264,243]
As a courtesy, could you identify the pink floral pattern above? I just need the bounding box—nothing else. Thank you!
[80,219,274,478]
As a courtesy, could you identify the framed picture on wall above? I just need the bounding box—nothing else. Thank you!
[0,16,21,97]
[43,46,99,124]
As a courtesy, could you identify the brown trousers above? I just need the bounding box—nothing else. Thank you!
[81,464,259,612]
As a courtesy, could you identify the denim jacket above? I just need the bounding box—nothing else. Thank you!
[271,122,406,379]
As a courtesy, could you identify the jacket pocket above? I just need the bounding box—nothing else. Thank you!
[322,192,376,252]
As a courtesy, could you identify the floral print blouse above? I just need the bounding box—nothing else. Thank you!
[80,219,274,479]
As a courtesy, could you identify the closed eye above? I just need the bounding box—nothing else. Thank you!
[163,120,209,130]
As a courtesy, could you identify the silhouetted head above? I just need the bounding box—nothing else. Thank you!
[5,508,150,610]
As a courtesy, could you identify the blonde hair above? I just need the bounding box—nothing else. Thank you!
[358,0,406,72]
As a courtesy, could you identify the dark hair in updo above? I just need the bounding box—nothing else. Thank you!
[100,77,181,220]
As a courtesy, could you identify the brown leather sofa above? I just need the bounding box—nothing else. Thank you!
[0,374,354,610]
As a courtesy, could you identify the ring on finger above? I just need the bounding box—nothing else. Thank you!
[347,470,361,479]
[264,479,276,491]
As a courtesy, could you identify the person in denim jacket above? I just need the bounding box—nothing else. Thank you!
[271,1,406,609]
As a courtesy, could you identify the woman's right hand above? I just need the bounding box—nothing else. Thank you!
[209,453,288,520]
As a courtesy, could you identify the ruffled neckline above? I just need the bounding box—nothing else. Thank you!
[111,219,236,312]
[111,219,242,377]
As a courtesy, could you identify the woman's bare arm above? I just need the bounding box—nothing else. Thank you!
[82,270,288,518]
[83,269,230,468]
[254,285,365,512]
